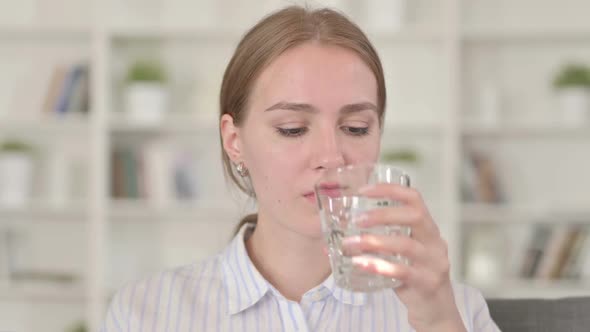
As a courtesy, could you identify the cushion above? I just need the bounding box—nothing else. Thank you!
[487,297,590,332]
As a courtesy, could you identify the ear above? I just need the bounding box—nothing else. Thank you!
[220,113,242,163]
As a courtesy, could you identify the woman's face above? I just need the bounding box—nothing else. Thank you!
[223,42,381,238]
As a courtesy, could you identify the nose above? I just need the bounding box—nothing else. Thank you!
[312,128,345,170]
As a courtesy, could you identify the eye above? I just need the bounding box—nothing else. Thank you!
[342,126,370,136]
[276,127,308,137]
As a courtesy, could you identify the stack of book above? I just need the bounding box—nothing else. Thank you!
[519,224,589,280]
[42,62,91,116]
[110,142,199,206]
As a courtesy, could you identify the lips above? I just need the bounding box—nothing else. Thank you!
[305,182,345,199]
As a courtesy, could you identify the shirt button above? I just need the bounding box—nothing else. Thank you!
[312,292,323,301]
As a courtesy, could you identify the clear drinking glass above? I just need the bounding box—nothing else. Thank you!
[315,163,411,292]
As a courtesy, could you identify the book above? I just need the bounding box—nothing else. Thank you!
[122,148,139,199]
[136,151,147,199]
[110,149,125,198]
[65,63,90,113]
[519,224,552,278]
[461,152,479,202]
[41,62,91,116]
[547,226,582,279]
[535,226,570,279]
[461,149,504,204]
[173,149,198,200]
[572,229,590,280]
[54,64,84,115]
[110,142,200,203]
[41,64,67,114]
[561,228,589,279]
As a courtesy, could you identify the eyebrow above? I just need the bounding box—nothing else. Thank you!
[264,101,378,114]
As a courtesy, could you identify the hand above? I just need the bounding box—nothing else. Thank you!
[341,183,466,332]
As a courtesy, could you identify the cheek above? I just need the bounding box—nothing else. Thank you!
[345,136,381,163]
[250,142,303,169]
[246,130,308,167]
[245,141,302,192]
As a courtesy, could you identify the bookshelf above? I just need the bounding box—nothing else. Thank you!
[0,279,88,302]
[1,0,590,331]
[457,0,590,300]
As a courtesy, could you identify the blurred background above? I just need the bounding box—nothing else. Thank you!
[1,0,590,331]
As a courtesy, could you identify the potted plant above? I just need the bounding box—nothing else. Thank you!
[65,320,87,332]
[124,58,169,125]
[0,140,35,208]
[553,63,590,126]
[380,148,421,185]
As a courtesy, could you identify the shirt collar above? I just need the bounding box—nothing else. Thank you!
[323,273,368,306]
[221,222,270,315]
[221,222,367,315]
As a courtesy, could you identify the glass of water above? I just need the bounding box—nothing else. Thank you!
[315,163,411,292]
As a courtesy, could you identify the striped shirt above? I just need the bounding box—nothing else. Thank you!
[102,223,500,331]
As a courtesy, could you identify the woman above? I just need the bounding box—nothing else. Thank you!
[102,5,500,331]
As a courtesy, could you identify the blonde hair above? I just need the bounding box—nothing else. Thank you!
[219,5,387,232]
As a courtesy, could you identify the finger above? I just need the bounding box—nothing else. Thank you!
[401,262,451,298]
[352,256,450,298]
[358,206,440,241]
[351,255,411,280]
[428,238,451,272]
[342,234,426,263]
[355,205,417,228]
[359,183,423,207]
[343,235,451,284]
[357,183,439,237]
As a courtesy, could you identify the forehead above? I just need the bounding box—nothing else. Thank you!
[249,42,378,111]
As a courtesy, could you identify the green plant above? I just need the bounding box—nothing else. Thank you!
[381,148,420,163]
[65,321,87,332]
[126,59,167,83]
[0,140,33,153]
[553,63,590,89]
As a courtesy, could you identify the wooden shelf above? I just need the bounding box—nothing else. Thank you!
[107,25,443,44]
[461,122,590,138]
[108,25,243,42]
[0,280,87,302]
[0,202,88,224]
[367,28,443,44]
[108,198,251,222]
[462,26,590,42]
[0,115,91,137]
[109,114,218,135]
[470,279,590,299]
[461,203,590,224]
[382,122,443,136]
[0,25,91,40]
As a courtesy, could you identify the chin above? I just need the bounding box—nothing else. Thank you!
[295,213,324,239]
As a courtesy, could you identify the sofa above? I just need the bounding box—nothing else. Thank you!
[487,297,590,332]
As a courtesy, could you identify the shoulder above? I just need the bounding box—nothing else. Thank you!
[452,282,487,309]
[102,255,225,330]
[117,254,223,303]
[452,282,500,332]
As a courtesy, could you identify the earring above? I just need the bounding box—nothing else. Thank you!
[236,162,249,177]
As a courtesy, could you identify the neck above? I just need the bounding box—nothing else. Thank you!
[245,217,331,302]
